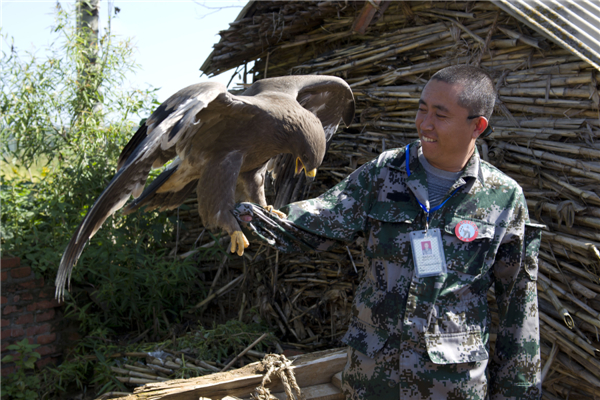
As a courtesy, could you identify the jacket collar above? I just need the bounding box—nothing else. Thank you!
[390,140,483,185]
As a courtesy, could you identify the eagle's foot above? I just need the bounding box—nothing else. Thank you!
[265,205,287,219]
[230,231,249,256]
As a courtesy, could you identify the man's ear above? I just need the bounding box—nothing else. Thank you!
[472,116,489,139]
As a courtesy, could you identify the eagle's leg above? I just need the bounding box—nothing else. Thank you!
[230,231,250,256]
[238,165,286,219]
[196,152,251,256]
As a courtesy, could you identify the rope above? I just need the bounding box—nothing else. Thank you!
[251,354,305,400]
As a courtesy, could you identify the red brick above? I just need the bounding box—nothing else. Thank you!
[36,345,57,356]
[15,281,36,290]
[10,327,24,338]
[37,333,56,345]
[34,277,45,288]
[15,314,34,325]
[39,287,55,299]
[12,295,20,303]
[1,341,9,352]
[2,305,21,315]
[35,309,55,323]
[1,296,7,305]
[26,323,51,337]
[1,258,21,270]
[10,266,32,279]
[20,292,34,302]
[1,271,7,282]
[1,329,11,340]
[26,299,59,312]
[1,319,9,327]
[1,365,15,377]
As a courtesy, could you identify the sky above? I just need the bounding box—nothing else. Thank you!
[1,0,248,102]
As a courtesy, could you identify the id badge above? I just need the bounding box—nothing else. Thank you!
[410,228,447,278]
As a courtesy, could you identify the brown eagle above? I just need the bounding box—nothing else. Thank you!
[55,75,355,300]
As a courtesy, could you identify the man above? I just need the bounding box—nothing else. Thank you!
[233,65,542,400]
[421,241,432,256]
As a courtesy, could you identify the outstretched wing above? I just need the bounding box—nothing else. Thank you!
[242,75,354,136]
[55,82,226,301]
[243,75,355,207]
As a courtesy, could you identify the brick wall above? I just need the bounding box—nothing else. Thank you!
[1,257,77,376]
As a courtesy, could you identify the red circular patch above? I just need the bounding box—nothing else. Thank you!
[455,220,478,242]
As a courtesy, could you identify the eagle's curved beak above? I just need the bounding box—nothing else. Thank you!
[295,157,317,180]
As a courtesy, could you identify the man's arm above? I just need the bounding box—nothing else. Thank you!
[489,195,543,400]
[232,202,339,253]
[233,158,379,253]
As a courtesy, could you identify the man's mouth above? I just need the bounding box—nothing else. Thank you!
[421,135,437,143]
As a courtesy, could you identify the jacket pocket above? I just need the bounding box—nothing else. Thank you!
[424,329,489,364]
[443,216,496,275]
[342,317,389,358]
[365,201,419,260]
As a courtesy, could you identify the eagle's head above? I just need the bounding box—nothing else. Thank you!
[292,111,327,180]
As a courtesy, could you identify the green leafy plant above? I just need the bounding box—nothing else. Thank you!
[1,339,42,400]
[0,5,224,397]
[0,2,192,330]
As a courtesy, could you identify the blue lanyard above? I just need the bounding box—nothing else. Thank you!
[405,144,463,228]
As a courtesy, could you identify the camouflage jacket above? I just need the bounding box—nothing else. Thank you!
[233,141,542,400]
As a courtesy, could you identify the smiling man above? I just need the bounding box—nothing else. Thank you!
[234,65,542,400]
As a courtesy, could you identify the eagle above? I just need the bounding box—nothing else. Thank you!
[55,75,355,300]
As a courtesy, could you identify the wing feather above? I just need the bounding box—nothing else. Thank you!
[56,82,227,301]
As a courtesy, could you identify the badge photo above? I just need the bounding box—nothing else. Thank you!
[455,220,478,242]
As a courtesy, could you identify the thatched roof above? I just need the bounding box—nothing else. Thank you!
[201,0,600,78]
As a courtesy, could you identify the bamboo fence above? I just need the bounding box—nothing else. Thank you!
[162,2,600,398]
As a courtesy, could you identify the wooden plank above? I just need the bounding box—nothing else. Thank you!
[331,372,342,390]
[119,349,347,400]
[272,383,344,400]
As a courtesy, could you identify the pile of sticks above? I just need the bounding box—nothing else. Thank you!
[184,1,600,398]
[104,346,277,388]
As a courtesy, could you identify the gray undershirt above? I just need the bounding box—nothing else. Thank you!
[418,149,462,207]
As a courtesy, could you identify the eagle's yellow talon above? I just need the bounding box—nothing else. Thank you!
[230,231,249,256]
[265,205,287,219]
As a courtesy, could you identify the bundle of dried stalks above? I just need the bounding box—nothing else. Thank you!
[167,1,600,397]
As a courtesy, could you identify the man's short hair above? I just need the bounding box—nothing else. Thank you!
[429,65,496,120]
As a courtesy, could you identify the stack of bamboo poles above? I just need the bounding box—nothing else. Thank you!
[109,352,221,385]
[173,2,600,398]
[102,347,279,389]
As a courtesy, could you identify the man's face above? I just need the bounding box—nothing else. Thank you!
[415,80,485,172]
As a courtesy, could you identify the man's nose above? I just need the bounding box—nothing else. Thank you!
[419,113,434,131]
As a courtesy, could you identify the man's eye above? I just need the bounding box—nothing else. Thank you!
[418,108,426,112]
[436,114,447,119]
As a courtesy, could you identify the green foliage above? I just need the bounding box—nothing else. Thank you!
[38,318,273,396]
[1,339,42,400]
[0,4,255,398]
[0,0,218,335]
[1,3,155,169]
[1,3,216,395]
